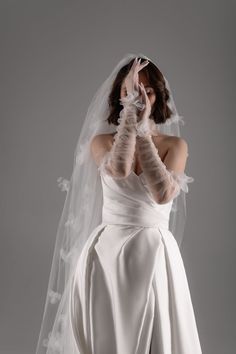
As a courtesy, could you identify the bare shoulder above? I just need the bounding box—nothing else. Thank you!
[90,132,188,166]
[154,134,188,153]
[90,133,113,150]
[158,135,189,172]
[91,132,187,151]
[167,135,188,151]
[90,133,114,166]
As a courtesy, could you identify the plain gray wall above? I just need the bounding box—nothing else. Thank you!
[1,1,235,353]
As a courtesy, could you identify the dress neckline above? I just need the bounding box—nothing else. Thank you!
[130,170,144,179]
[100,169,144,182]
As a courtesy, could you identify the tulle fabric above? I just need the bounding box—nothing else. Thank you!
[100,91,138,178]
[99,150,194,199]
[35,53,194,354]
[99,90,194,203]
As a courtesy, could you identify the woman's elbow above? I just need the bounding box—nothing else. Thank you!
[153,185,180,205]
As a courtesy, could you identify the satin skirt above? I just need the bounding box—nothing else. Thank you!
[70,222,202,354]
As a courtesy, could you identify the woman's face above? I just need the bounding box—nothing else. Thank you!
[120,71,156,109]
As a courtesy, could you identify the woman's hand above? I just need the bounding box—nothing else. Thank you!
[137,82,151,122]
[124,57,149,94]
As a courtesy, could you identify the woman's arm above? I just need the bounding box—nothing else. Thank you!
[97,92,139,178]
[136,135,189,204]
[96,58,149,178]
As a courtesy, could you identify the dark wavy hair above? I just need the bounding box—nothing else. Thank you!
[106,57,173,126]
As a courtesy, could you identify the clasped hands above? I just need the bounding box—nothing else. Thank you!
[120,57,155,139]
[123,57,152,124]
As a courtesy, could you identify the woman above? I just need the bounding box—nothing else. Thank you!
[35,54,202,354]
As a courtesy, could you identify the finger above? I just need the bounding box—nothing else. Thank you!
[138,82,143,90]
[133,61,141,79]
[134,58,142,73]
[142,86,151,107]
[139,82,145,92]
[137,60,149,73]
[136,58,148,68]
[139,82,145,90]
[129,57,138,74]
[136,59,142,69]
[140,59,149,67]
[140,82,148,102]
[131,58,141,82]
[138,83,145,99]
[141,62,149,70]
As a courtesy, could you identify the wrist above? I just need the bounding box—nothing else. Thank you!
[119,90,145,111]
[135,119,152,138]
[136,135,152,144]
[119,90,139,105]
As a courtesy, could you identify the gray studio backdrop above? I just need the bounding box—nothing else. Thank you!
[1,1,235,353]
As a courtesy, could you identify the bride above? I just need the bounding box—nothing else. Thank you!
[35,54,202,354]
[91,57,188,198]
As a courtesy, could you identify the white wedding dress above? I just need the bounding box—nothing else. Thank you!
[69,168,202,354]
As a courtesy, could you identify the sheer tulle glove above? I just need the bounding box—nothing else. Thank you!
[98,90,141,178]
[135,82,194,203]
[136,135,194,203]
[99,58,150,178]
[135,82,154,137]
[136,136,179,203]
